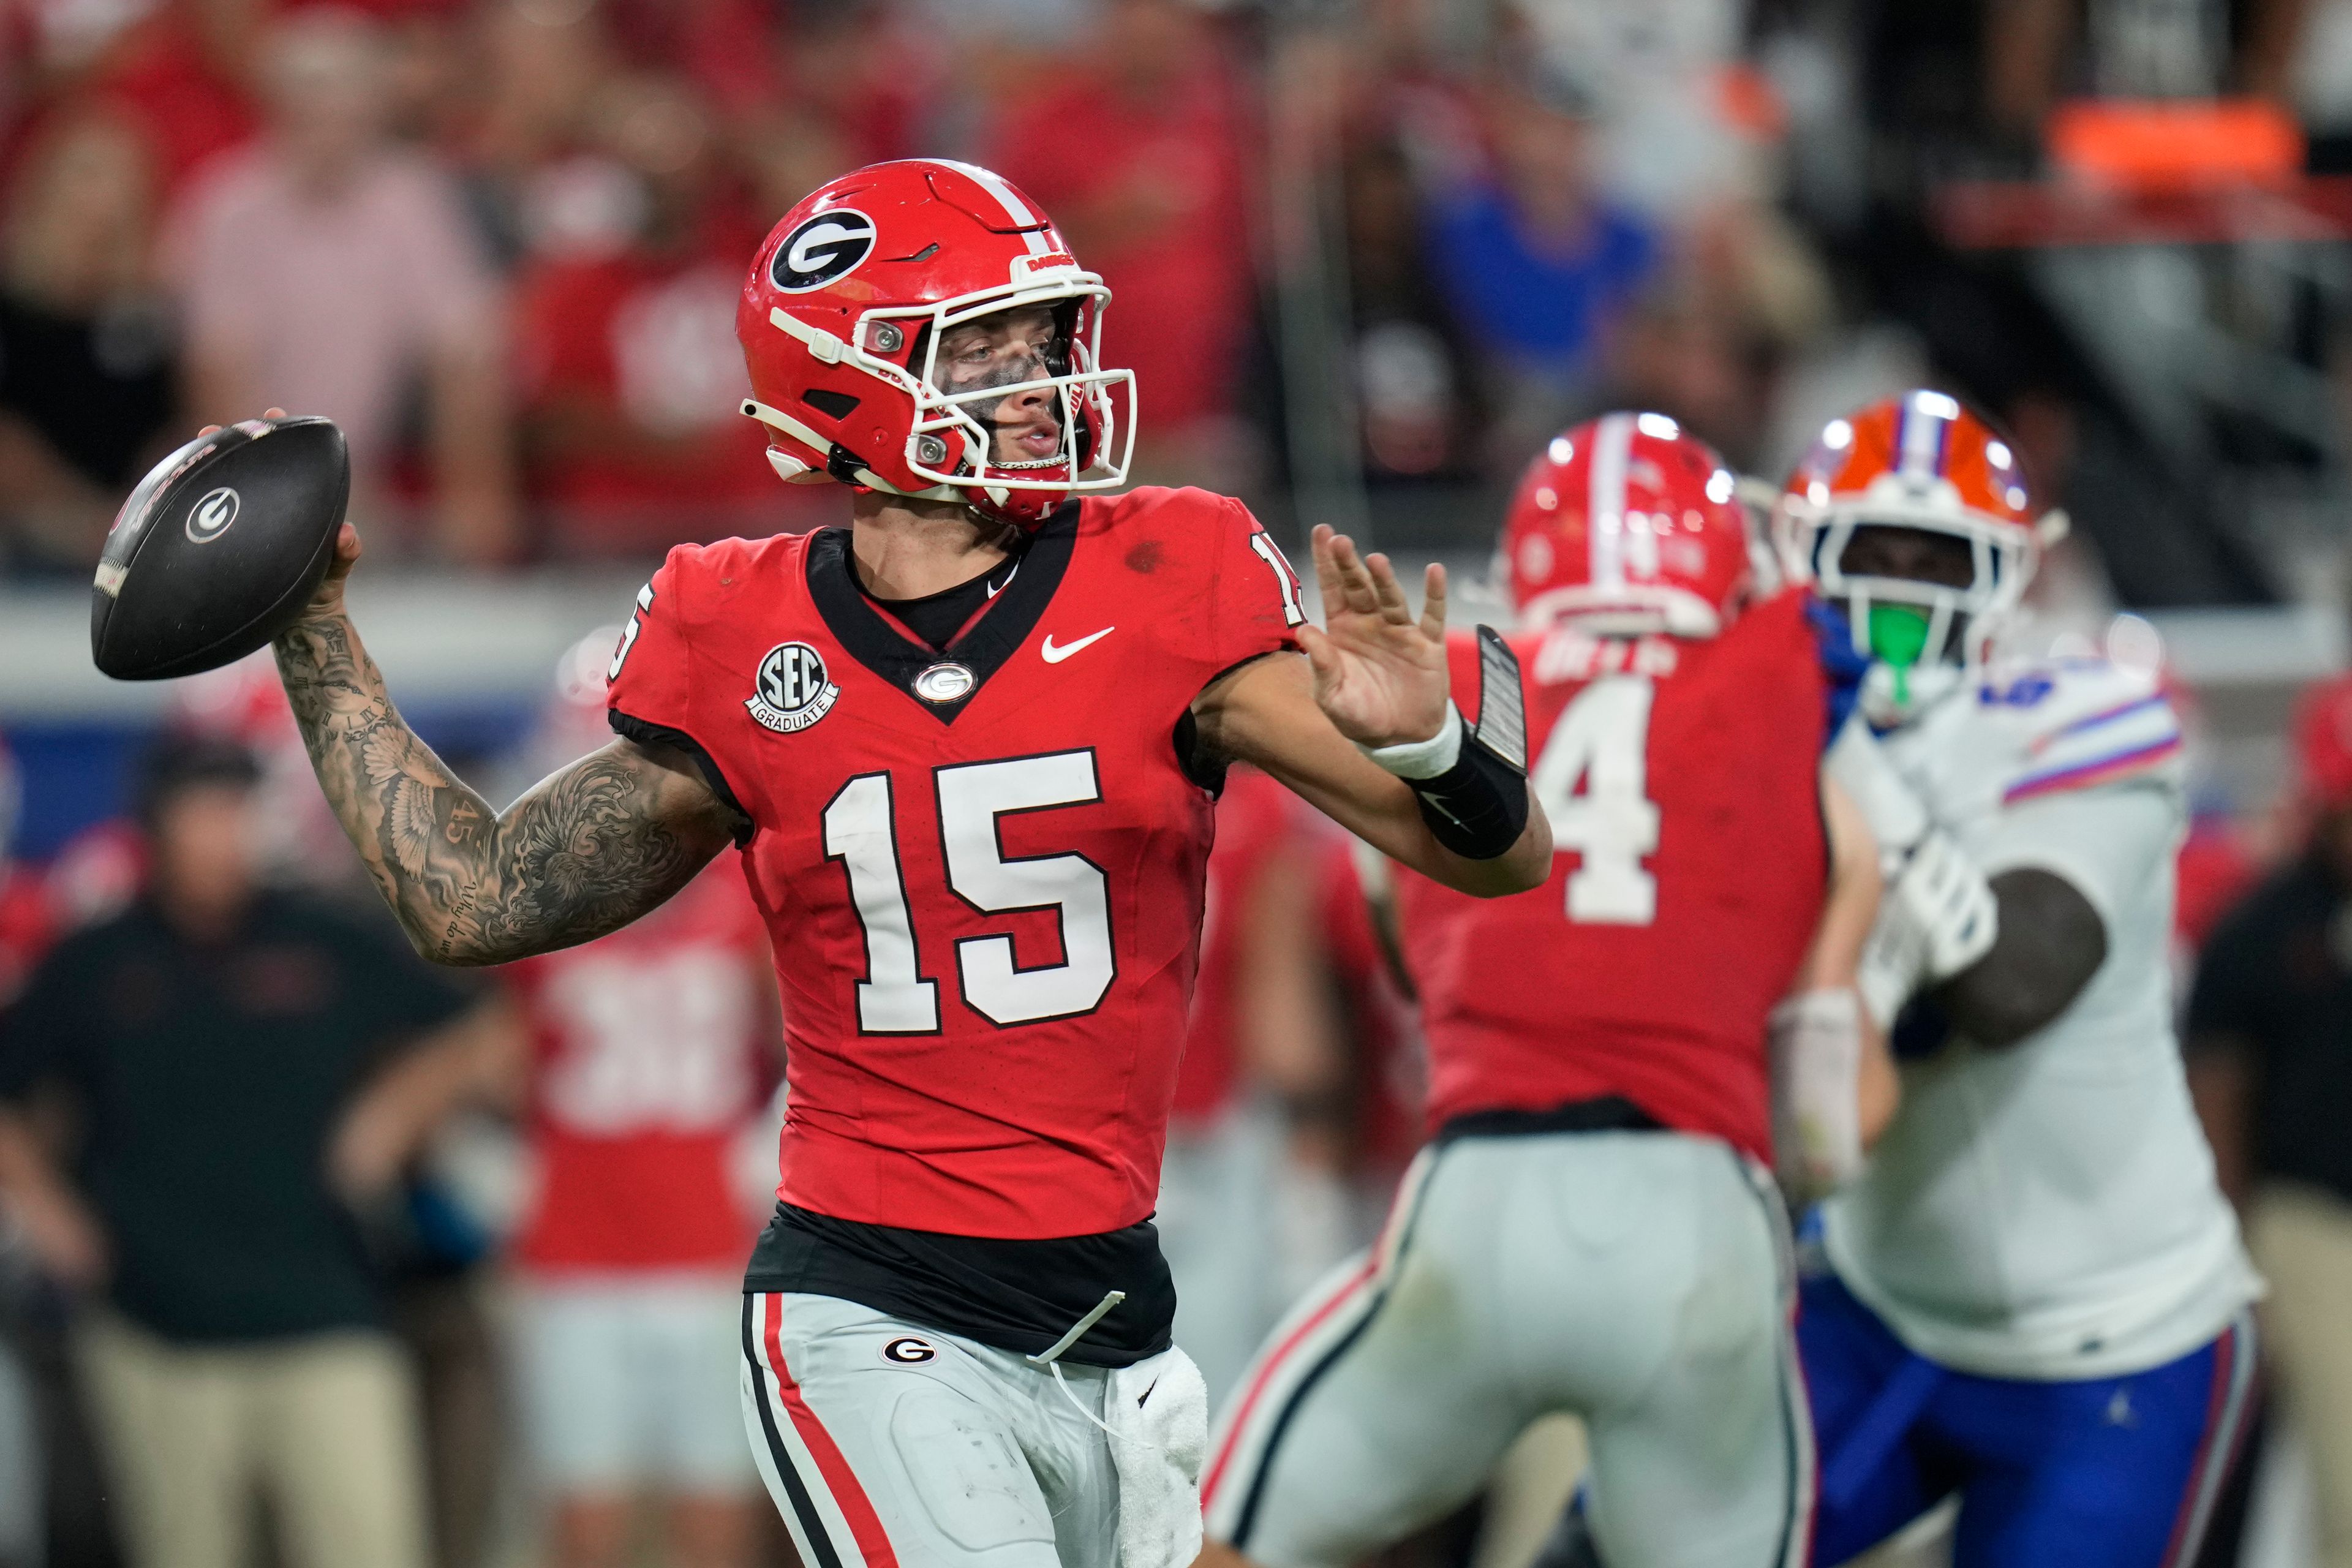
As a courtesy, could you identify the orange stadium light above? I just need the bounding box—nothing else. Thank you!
[2046,97,2305,194]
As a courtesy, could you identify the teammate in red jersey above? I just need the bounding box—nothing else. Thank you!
[1201,413,1894,1568]
[492,646,779,1568]
[1164,768,1346,1408]
[263,157,1549,1568]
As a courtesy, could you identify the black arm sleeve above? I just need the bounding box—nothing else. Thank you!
[1409,733,1531,861]
[1408,627,1531,861]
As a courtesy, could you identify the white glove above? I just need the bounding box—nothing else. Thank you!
[1856,829,1998,1028]
[1770,988,1868,1203]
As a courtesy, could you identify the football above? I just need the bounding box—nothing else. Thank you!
[89,415,350,682]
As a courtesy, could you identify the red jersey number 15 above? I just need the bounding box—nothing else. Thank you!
[824,750,1115,1033]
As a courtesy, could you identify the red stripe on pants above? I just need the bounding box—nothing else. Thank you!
[2159,1322,2239,1568]
[763,1294,900,1568]
[1200,1255,1379,1507]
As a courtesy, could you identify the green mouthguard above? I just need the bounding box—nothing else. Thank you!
[1867,603,1932,706]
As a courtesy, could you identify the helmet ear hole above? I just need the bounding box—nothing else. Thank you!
[1047,300,1081,377]
[803,388,861,420]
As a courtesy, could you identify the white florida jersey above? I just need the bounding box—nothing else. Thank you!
[1822,657,2260,1381]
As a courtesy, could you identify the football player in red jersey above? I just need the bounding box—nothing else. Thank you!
[1201,413,1894,1568]
[1163,767,1359,1411]
[264,158,1550,1568]
[489,637,778,1568]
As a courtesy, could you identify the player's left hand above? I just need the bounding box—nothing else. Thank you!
[1298,525,1450,748]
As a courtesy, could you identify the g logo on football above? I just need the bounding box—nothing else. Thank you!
[747,642,840,733]
[772,209,876,293]
[186,486,239,544]
[882,1336,937,1365]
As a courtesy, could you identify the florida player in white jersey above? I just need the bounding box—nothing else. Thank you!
[260,158,1550,1568]
[1200,414,1895,1568]
[1782,391,2261,1568]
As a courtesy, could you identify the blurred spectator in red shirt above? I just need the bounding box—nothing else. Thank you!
[452,0,616,268]
[164,7,517,562]
[729,3,935,229]
[7,0,264,202]
[605,0,778,127]
[511,71,779,553]
[990,0,1253,485]
[771,1,927,167]
[0,107,175,573]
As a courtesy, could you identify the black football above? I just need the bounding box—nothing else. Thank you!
[91,416,350,681]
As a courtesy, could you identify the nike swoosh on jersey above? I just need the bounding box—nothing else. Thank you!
[1041,627,1114,663]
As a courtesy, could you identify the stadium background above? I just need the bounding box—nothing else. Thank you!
[0,0,2346,1564]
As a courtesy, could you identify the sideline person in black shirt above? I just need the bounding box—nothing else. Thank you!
[2188,673,2352,1568]
[0,736,503,1568]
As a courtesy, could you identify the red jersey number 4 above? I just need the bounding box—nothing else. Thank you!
[825,750,1114,1033]
[1532,674,1662,925]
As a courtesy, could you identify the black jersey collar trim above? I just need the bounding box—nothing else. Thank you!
[805,503,1079,723]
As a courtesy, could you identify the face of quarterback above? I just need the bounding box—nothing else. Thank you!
[936,305,1063,466]
[1838,526,1975,592]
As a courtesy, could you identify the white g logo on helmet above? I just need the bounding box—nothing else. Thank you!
[772,209,877,292]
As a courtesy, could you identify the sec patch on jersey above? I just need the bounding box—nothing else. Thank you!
[90,416,350,682]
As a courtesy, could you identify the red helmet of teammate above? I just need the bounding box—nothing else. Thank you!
[736,159,1134,529]
[1499,411,1752,638]
[1776,390,2064,670]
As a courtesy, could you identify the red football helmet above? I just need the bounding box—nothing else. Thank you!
[736,159,1134,529]
[1499,412,1752,637]
[1776,389,2066,669]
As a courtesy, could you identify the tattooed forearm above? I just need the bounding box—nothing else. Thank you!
[272,610,736,965]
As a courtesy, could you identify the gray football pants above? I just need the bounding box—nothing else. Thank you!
[1202,1131,1813,1568]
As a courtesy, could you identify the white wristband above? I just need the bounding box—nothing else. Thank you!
[1359,704,1463,780]
[1770,988,1869,1201]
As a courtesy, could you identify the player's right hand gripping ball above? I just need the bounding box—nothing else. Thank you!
[90,415,350,681]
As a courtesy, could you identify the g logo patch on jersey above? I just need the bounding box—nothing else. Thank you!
[185,486,239,543]
[747,642,840,733]
[772,209,876,292]
[913,661,976,704]
[882,1336,937,1365]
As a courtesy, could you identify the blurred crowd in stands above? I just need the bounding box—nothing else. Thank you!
[0,0,2339,592]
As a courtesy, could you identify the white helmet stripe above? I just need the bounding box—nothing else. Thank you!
[1587,412,1636,590]
[1898,391,1956,480]
[929,159,1053,257]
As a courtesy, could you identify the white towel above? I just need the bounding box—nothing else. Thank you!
[1104,1345,1208,1568]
